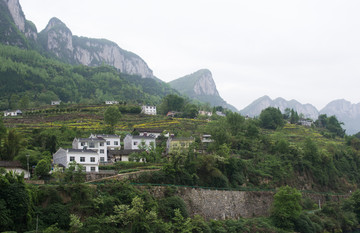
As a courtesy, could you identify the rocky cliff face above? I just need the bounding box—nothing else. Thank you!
[40,18,153,78]
[320,99,360,135]
[0,0,37,48]
[1,0,153,78]
[192,70,220,96]
[240,95,319,119]
[169,69,238,112]
[4,0,37,40]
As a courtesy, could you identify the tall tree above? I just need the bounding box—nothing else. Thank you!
[104,106,122,131]
[259,107,284,129]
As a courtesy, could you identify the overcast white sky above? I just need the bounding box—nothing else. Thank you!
[19,0,360,110]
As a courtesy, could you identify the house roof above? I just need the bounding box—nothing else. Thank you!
[0,160,23,168]
[95,134,120,138]
[76,137,106,142]
[169,137,195,142]
[67,149,98,154]
[134,128,163,133]
[125,135,155,140]
[109,149,144,156]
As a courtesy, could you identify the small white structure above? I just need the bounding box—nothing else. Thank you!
[135,128,165,139]
[0,161,30,179]
[53,148,99,172]
[198,111,213,117]
[72,137,108,163]
[51,100,61,105]
[216,111,226,117]
[4,109,22,117]
[201,134,213,143]
[141,105,157,115]
[105,100,119,105]
[123,135,156,150]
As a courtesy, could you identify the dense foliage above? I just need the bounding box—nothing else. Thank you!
[0,44,176,110]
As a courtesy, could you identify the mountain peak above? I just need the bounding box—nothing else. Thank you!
[44,17,69,31]
[168,69,238,111]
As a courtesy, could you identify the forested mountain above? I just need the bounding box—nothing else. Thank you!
[1,0,153,78]
[0,44,176,109]
[169,69,238,111]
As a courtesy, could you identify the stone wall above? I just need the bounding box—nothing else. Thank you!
[138,185,349,220]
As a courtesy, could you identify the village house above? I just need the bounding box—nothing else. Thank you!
[198,110,213,117]
[3,109,22,117]
[90,134,121,151]
[123,135,156,150]
[51,100,61,105]
[0,161,30,179]
[141,105,157,115]
[72,137,108,163]
[133,128,167,139]
[105,100,119,105]
[108,149,145,163]
[53,148,99,172]
[166,137,195,155]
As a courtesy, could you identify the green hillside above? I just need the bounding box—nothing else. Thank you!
[0,44,176,110]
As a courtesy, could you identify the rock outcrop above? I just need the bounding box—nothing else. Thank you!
[39,17,153,78]
[320,99,360,135]
[169,69,238,112]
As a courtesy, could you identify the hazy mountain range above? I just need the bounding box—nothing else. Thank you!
[240,96,360,135]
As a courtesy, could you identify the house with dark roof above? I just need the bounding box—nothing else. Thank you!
[166,137,195,155]
[53,148,100,172]
[123,135,156,150]
[0,161,30,178]
[108,149,145,163]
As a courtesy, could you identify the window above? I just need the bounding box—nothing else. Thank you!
[80,157,85,162]
[91,167,96,172]
[114,141,119,145]
[100,142,104,146]
[107,141,110,145]
[100,149,104,154]
[100,157,104,162]
[90,157,95,162]
[81,142,85,146]
[133,141,138,146]
[89,142,95,148]
[70,156,75,161]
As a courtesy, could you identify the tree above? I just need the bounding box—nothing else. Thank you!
[1,129,22,161]
[271,185,302,230]
[159,94,185,114]
[104,106,122,130]
[35,159,51,179]
[259,107,284,129]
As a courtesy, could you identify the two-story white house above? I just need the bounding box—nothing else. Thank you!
[53,148,99,172]
[123,135,156,150]
[90,134,121,151]
[72,137,108,163]
[141,105,157,115]
[4,110,22,117]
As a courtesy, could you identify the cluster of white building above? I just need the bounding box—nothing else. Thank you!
[53,133,156,173]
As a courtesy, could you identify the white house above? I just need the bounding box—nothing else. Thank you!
[108,149,144,163]
[198,111,213,117]
[72,137,108,163]
[4,109,22,117]
[53,148,99,172]
[0,161,30,179]
[123,135,156,150]
[105,100,119,105]
[141,105,157,115]
[51,100,61,105]
[90,134,121,151]
[134,128,166,139]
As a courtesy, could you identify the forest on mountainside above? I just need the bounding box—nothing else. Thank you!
[0,44,176,110]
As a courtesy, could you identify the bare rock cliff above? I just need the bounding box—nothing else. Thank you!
[3,0,37,42]
[193,70,220,96]
[40,18,153,78]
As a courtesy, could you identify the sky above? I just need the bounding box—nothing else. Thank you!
[19,0,360,111]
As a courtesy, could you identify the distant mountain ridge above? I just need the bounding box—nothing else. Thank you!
[169,69,238,112]
[1,0,153,78]
[241,96,360,135]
